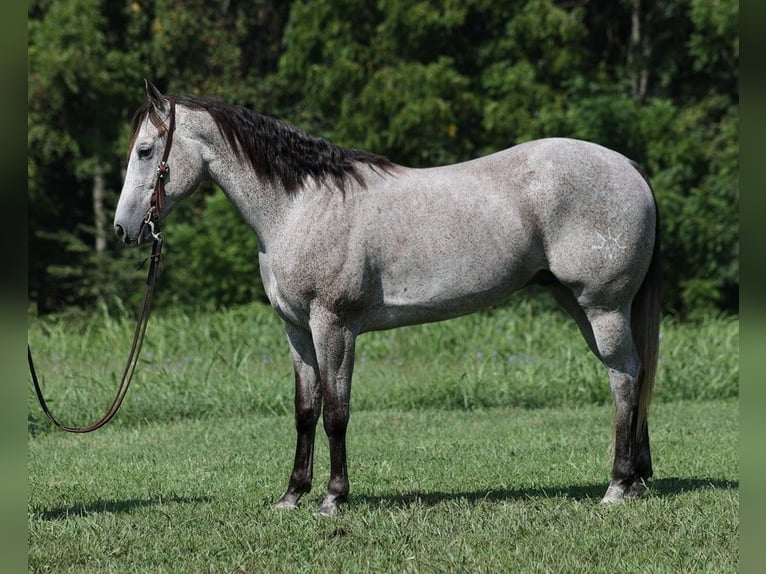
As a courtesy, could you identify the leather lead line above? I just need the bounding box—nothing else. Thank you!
[29,95,176,433]
[28,236,163,433]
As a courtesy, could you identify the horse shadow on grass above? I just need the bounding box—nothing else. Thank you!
[31,495,212,521]
[353,477,738,509]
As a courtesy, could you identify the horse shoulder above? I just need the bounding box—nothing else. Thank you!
[263,195,374,326]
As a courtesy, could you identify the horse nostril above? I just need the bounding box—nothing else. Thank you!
[115,224,125,239]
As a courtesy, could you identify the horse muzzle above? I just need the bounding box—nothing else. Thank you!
[114,221,152,246]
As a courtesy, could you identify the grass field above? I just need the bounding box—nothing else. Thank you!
[28,298,739,572]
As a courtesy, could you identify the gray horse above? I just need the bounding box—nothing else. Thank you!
[115,81,660,516]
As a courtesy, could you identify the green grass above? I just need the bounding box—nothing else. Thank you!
[29,400,738,573]
[28,299,739,572]
[27,297,739,433]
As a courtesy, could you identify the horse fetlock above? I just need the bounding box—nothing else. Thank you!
[636,455,653,480]
[288,470,313,492]
[327,476,349,499]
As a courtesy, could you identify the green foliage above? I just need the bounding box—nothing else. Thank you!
[347,57,478,165]
[641,98,739,318]
[157,189,266,308]
[687,0,739,76]
[28,0,738,318]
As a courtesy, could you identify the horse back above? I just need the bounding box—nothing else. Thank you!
[268,138,656,331]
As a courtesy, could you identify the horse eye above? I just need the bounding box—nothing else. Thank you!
[137,145,153,160]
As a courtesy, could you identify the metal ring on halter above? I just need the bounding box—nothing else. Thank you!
[144,210,163,241]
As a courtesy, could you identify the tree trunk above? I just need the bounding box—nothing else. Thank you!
[92,166,107,253]
[627,0,648,102]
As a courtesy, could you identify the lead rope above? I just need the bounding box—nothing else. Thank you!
[28,236,163,433]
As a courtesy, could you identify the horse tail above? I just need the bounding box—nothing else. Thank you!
[630,161,661,438]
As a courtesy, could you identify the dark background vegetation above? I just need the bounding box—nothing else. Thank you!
[28,0,738,320]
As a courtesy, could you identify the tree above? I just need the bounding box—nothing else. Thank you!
[27,0,290,312]
[276,0,587,164]
[28,0,145,310]
[28,0,738,318]
[273,0,738,317]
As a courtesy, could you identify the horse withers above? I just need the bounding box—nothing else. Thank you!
[115,80,660,516]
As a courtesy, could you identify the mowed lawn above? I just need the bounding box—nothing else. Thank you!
[28,401,738,573]
[28,301,739,572]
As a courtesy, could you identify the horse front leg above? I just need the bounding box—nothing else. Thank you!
[275,324,321,510]
[311,313,357,517]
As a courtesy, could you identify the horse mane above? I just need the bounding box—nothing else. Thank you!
[127,94,395,194]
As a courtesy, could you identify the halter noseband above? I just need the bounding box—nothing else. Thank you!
[144,96,177,240]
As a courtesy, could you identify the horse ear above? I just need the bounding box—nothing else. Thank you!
[145,78,170,115]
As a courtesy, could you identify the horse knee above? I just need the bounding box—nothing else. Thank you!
[295,404,320,434]
[608,369,640,404]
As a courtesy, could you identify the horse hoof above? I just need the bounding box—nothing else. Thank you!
[601,485,625,504]
[315,504,337,517]
[601,479,647,504]
[274,498,299,511]
[315,498,340,517]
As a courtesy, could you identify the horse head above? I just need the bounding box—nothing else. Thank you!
[114,80,204,245]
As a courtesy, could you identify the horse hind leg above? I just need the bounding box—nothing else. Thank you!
[548,280,651,502]
[582,304,652,502]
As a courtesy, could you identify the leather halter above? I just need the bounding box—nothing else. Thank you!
[144,96,176,239]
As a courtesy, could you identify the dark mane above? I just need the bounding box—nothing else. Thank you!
[127,94,395,194]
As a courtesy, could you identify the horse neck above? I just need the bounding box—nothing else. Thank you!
[203,136,291,252]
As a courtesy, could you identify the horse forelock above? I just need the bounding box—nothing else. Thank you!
[126,101,168,160]
[161,94,395,193]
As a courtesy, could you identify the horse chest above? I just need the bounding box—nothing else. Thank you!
[258,254,311,327]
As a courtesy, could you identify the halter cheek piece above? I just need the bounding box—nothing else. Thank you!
[144,96,177,241]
